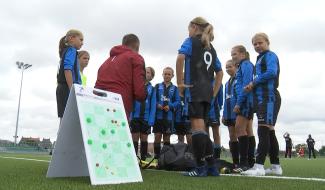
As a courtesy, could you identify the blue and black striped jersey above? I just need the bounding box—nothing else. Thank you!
[130,82,156,125]
[155,82,180,121]
[223,77,237,120]
[253,50,280,103]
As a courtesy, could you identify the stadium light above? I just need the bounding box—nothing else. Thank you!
[14,61,32,145]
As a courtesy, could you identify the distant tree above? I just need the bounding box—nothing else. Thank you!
[319,146,325,156]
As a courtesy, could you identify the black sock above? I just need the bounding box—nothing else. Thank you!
[230,141,239,166]
[154,143,161,159]
[192,132,207,167]
[238,135,248,167]
[256,126,270,165]
[205,138,215,166]
[133,141,139,156]
[213,144,221,160]
[248,136,256,167]
[269,130,280,164]
[140,141,148,161]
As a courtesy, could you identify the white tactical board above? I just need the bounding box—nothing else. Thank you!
[47,84,142,185]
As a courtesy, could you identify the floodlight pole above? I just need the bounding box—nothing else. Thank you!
[14,61,32,145]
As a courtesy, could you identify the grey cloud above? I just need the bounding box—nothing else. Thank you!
[272,21,325,53]
[1,0,325,146]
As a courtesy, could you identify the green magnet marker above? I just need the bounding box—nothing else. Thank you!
[87,139,93,145]
[127,142,131,147]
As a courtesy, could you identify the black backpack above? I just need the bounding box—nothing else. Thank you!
[158,142,196,171]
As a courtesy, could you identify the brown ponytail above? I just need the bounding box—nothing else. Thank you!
[59,29,83,58]
[59,36,68,58]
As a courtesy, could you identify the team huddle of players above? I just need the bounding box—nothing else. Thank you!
[56,16,282,177]
[129,66,223,162]
[129,31,281,177]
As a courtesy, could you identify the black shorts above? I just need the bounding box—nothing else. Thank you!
[175,122,192,136]
[130,119,151,134]
[56,83,69,118]
[153,119,173,134]
[223,119,236,127]
[188,102,210,119]
[256,94,281,126]
[206,119,220,127]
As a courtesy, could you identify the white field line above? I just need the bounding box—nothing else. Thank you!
[0,156,50,163]
[1,156,325,182]
[146,169,325,182]
[222,173,325,182]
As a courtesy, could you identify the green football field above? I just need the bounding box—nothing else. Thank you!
[0,153,324,190]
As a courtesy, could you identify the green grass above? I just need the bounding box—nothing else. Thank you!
[1,153,325,190]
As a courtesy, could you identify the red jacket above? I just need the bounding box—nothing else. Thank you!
[95,45,147,118]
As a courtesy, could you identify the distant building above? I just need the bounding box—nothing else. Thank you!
[39,138,52,149]
[18,137,52,149]
[19,137,40,147]
[0,139,14,146]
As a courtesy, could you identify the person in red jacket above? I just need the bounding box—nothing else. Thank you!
[95,34,147,119]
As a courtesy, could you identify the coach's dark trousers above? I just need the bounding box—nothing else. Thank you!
[285,146,292,158]
[308,147,316,159]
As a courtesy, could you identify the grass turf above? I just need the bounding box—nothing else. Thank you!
[0,153,324,190]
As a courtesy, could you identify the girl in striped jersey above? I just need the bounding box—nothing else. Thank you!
[153,67,180,159]
[222,60,239,168]
[176,17,223,177]
[231,45,256,172]
[242,33,282,176]
[130,67,156,161]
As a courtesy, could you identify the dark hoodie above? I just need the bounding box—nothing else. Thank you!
[95,45,147,119]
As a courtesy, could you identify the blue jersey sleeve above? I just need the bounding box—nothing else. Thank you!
[253,52,279,85]
[169,87,181,110]
[148,88,156,126]
[178,38,192,56]
[236,62,254,106]
[222,82,228,117]
[214,56,222,72]
[217,84,223,108]
[63,47,77,71]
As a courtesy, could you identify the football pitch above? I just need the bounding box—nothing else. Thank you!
[0,153,325,190]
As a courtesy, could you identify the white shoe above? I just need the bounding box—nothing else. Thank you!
[265,164,283,175]
[241,164,265,176]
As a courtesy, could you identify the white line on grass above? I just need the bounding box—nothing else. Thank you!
[0,156,50,163]
[222,173,325,182]
[1,156,325,183]
[145,169,325,182]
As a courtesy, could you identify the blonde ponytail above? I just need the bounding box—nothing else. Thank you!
[201,24,214,49]
[190,17,214,49]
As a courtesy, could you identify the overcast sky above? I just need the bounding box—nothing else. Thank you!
[0,0,324,150]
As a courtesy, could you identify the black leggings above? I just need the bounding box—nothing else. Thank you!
[308,147,316,159]
[285,147,292,158]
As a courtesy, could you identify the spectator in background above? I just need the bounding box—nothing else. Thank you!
[306,134,316,159]
[283,132,293,158]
